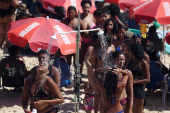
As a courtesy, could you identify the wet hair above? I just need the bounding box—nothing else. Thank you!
[55,6,65,13]
[130,43,144,61]
[92,32,99,43]
[104,18,118,35]
[108,3,120,16]
[149,25,156,32]
[67,6,77,14]
[123,39,131,48]
[132,34,142,39]
[102,9,111,15]
[104,34,112,46]
[104,71,118,103]
[8,45,22,56]
[81,0,92,7]
[93,8,102,17]
[112,50,125,59]
[37,49,50,57]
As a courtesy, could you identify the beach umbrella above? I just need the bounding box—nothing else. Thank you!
[42,0,96,14]
[7,17,78,55]
[104,0,120,4]
[129,0,170,25]
[119,0,149,12]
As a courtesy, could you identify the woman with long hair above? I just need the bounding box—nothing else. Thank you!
[127,43,150,113]
[22,61,64,113]
[113,26,128,51]
[104,18,118,43]
[0,0,19,47]
[91,34,115,113]
[93,66,128,113]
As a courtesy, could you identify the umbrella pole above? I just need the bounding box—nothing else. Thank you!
[163,25,165,64]
[74,10,81,113]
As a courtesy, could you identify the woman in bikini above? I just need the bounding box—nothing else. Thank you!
[112,50,133,113]
[127,43,150,113]
[22,61,64,113]
[0,0,19,47]
[93,66,128,113]
[91,34,115,113]
[104,18,118,44]
[113,26,128,51]
[61,6,83,72]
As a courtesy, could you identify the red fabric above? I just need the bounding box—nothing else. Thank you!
[129,0,170,25]
[165,32,170,45]
[119,0,146,12]
[105,0,120,4]
[42,0,96,14]
[7,17,79,55]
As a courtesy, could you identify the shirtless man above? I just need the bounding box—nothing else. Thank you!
[91,34,115,113]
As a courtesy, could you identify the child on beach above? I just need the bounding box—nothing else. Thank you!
[82,83,94,113]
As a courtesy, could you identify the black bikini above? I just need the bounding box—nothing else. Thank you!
[0,0,15,18]
[28,77,48,97]
[127,60,145,99]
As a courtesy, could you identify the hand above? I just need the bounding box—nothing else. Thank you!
[34,100,46,110]
[112,68,121,75]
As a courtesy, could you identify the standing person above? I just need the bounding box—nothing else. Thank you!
[61,6,83,70]
[104,18,118,43]
[112,50,133,113]
[127,43,150,113]
[22,61,64,113]
[0,0,19,47]
[84,33,99,87]
[113,26,128,51]
[95,9,111,30]
[93,9,102,27]
[91,34,115,113]
[82,83,94,113]
[80,0,96,75]
[94,67,128,113]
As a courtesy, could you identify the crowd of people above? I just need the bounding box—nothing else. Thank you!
[0,0,169,113]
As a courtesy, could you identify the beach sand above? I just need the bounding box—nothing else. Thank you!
[0,47,170,113]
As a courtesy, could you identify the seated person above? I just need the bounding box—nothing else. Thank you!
[0,45,29,78]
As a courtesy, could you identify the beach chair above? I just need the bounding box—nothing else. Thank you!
[51,56,71,87]
[0,56,25,88]
[146,61,163,89]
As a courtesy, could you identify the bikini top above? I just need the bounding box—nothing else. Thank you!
[28,77,49,97]
[127,60,143,77]
[0,0,14,16]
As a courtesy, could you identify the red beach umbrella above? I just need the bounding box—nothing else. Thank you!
[129,0,170,25]
[119,0,148,12]
[42,0,96,14]
[7,17,78,55]
[104,0,120,5]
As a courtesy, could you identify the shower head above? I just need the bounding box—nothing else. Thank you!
[97,29,104,35]
[51,34,57,40]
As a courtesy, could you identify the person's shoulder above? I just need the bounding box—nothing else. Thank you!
[46,76,55,85]
[25,77,34,85]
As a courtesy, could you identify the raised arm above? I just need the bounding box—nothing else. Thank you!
[133,59,150,84]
